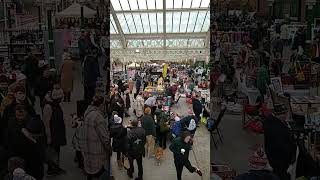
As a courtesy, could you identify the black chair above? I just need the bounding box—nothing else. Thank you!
[210,107,227,149]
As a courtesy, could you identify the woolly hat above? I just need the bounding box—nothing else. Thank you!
[16,73,26,82]
[51,88,64,100]
[249,148,268,170]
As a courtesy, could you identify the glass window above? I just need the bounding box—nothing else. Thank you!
[194,11,206,32]
[149,13,158,33]
[155,0,163,9]
[191,0,201,8]
[140,13,150,33]
[180,12,189,32]
[200,0,210,8]
[129,0,138,10]
[201,16,210,32]
[117,14,130,33]
[166,12,173,32]
[111,0,122,10]
[147,0,156,9]
[133,13,143,33]
[187,11,198,32]
[172,12,181,33]
[111,40,122,49]
[157,12,163,33]
[188,39,205,48]
[166,0,174,9]
[174,0,183,9]
[119,0,130,10]
[124,13,136,33]
[137,0,147,9]
[182,0,192,8]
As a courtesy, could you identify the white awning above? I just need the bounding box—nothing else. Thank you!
[56,3,96,18]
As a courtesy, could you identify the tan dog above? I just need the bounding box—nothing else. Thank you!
[156,147,164,166]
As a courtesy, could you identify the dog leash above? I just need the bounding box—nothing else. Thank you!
[192,148,203,180]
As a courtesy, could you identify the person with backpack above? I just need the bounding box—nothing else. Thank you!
[155,105,169,149]
[110,115,127,170]
[127,119,146,180]
[140,107,156,159]
[169,131,202,180]
[42,84,66,176]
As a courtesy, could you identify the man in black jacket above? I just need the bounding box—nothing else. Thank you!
[127,120,146,180]
[82,47,101,103]
[263,111,297,180]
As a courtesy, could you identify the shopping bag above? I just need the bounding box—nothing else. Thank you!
[200,116,207,125]
[123,156,130,170]
[295,62,305,82]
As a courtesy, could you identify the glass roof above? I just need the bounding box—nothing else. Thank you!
[110,0,210,34]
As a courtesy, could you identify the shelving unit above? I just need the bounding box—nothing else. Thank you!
[6,30,45,65]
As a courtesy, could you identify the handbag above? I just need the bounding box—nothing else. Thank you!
[295,62,305,82]
[123,156,130,170]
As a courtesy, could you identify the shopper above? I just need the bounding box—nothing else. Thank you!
[133,92,145,118]
[23,49,40,106]
[141,107,156,158]
[263,111,297,180]
[135,77,142,95]
[4,105,44,180]
[144,95,157,116]
[128,78,134,94]
[110,93,125,119]
[78,30,89,62]
[127,119,146,180]
[79,95,111,180]
[82,47,101,103]
[155,104,169,149]
[169,131,202,180]
[60,52,75,102]
[110,115,127,170]
[42,85,67,176]
[123,90,131,117]
[192,95,203,123]
[37,69,54,109]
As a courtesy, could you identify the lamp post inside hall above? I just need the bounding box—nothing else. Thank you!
[267,0,275,19]
[80,0,84,29]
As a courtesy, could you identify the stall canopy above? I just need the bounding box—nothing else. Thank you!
[128,62,140,68]
[56,3,96,18]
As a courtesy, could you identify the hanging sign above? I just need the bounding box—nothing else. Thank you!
[163,63,168,77]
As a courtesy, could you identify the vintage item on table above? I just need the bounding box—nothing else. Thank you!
[211,163,236,180]
[270,77,283,94]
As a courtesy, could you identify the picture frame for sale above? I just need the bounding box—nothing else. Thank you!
[270,77,283,94]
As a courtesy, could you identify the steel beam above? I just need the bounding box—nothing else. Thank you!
[113,7,209,13]
[110,3,127,48]
[110,32,208,40]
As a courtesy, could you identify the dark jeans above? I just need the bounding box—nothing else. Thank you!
[128,155,143,179]
[272,164,290,180]
[84,84,96,103]
[174,161,184,180]
[158,132,167,149]
[75,151,84,168]
[47,145,61,171]
[64,92,71,102]
[87,168,105,180]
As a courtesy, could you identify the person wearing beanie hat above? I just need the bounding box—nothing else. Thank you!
[78,94,111,180]
[126,119,146,180]
[169,131,202,180]
[42,85,67,176]
[110,114,127,170]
